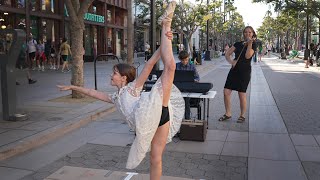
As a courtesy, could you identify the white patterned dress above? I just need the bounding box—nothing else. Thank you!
[111,78,185,169]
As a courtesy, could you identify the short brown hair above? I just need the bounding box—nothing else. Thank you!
[178,50,189,60]
[113,63,136,84]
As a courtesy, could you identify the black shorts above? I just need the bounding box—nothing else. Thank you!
[159,106,170,127]
[29,52,36,59]
[61,55,69,61]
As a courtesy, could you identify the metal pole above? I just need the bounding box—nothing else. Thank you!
[150,0,158,70]
[304,13,310,60]
[204,0,211,61]
[206,1,209,50]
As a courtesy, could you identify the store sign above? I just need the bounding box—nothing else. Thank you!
[84,13,104,23]
[64,6,104,23]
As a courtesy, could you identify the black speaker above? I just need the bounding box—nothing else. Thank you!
[179,120,207,142]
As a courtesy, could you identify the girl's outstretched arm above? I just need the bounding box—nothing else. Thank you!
[57,85,113,103]
[134,31,173,88]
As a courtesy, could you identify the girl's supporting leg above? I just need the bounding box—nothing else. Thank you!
[150,122,170,180]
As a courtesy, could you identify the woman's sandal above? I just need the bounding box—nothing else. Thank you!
[218,114,231,121]
[236,116,246,123]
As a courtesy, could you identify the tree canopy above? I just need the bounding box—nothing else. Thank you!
[253,0,320,18]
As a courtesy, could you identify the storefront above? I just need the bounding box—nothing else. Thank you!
[0,0,128,62]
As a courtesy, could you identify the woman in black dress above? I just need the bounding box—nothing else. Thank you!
[219,26,257,123]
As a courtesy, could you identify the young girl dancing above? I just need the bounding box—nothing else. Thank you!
[58,1,184,179]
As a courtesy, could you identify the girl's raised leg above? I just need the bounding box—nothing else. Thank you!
[159,1,176,107]
[150,1,176,180]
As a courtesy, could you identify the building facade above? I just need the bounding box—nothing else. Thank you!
[0,0,128,61]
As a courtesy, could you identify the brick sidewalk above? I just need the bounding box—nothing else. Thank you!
[0,55,220,162]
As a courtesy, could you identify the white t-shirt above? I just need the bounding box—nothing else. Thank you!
[267,44,272,51]
[27,39,37,53]
[178,44,184,51]
[145,43,150,52]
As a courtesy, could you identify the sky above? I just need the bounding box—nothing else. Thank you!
[233,0,273,30]
[186,0,274,30]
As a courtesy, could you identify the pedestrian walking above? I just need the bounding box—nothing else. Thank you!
[26,35,37,70]
[144,42,150,62]
[48,43,56,69]
[218,26,257,123]
[16,42,37,85]
[36,39,46,71]
[258,45,264,62]
[58,38,71,73]
[58,1,184,179]
[267,43,272,57]
[316,43,320,66]
[178,43,184,53]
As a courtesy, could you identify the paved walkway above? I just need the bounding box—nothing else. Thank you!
[0,55,218,162]
[1,54,320,180]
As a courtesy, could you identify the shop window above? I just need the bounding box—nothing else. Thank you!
[41,0,54,12]
[30,16,39,39]
[107,8,112,23]
[107,28,113,53]
[0,12,14,30]
[0,0,11,6]
[115,10,122,26]
[30,0,39,11]
[64,21,70,44]
[84,26,92,56]
[16,15,26,29]
[123,14,127,27]
[40,19,55,43]
[93,6,96,14]
[14,0,25,8]
[0,33,13,54]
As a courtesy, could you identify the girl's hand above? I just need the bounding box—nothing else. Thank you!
[57,85,72,91]
[165,31,173,40]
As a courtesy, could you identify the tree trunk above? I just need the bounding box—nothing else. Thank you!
[127,0,134,64]
[280,34,287,59]
[187,36,193,54]
[70,21,85,98]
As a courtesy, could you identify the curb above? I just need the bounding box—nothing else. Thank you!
[0,106,116,161]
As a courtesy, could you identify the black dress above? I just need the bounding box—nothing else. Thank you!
[224,41,256,92]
